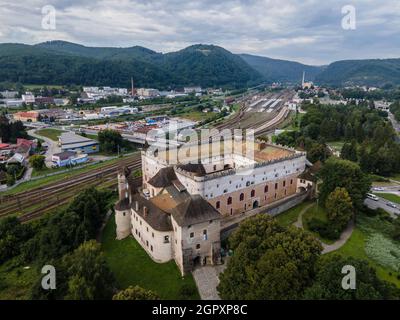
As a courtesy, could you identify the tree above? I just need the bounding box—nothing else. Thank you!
[319,158,371,211]
[63,241,116,300]
[29,155,46,170]
[217,215,322,300]
[98,129,123,154]
[325,188,354,231]
[341,141,358,162]
[113,286,159,300]
[304,255,400,300]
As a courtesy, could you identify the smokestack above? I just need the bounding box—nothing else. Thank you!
[302,71,305,87]
[131,77,134,96]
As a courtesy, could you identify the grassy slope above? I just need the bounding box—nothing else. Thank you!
[101,215,200,300]
[302,204,335,245]
[274,201,312,227]
[36,128,65,141]
[328,228,400,288]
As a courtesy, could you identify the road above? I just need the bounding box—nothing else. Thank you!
[364,197,400,218]
[28,129,61,167]
[388,112,400,133]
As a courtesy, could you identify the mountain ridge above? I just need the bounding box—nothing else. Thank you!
[0,40,399,88]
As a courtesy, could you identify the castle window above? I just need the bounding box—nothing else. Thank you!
[146,240,149,247]
[251,190,255,197]
[291,179,293,185]
[196,244,201,249]
[164,236,170,243]
[209,220,213,224]
[224,189,228,193]
[275,183,278,190]
[151,245,153,252]
[123,212,126,216]
[283,181,286,187]
[227,197,232,205]
[203,230,207,235]
[146,227,149,232]
[240,193,244,201]
[264,185,268,193]
[190,232,194,238]
[216,201,220,209]
[152,233,154,238]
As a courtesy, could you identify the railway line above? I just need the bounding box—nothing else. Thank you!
[0,154,142,221]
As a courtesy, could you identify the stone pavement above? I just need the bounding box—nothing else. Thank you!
[192,260,229,300]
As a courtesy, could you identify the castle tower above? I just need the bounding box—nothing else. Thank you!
[115,166,133,240]
[118,166,131,201]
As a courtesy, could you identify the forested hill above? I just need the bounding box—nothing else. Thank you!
[239,54,324,84]
[315,59,400,87]
[1,40,400,88]
[0,41,261,89]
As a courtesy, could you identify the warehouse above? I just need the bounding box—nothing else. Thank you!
[59,132,99,154]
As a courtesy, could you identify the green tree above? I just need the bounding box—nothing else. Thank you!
[113,286,159,300]
[217,215,322,300]
[304,255,400,299]
[341,141,358,162]
[98,129,123,154]
[29,155,46,170]
[63,241,116,300]
[319,158,371,211]
[325,188,354,231]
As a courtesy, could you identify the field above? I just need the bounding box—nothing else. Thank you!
[101,215,200,300]
[0,259,38,300]
[274,201,312,227]
[375,193,400,204]
[328,227,400,286]
[35,128,65,141]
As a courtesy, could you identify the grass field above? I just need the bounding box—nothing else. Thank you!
[0,259,38,300]
[274,201,312,227]
[374,193,400,204]
[101,215,200,300]
[329,227,400,288]
[36,128,65,141]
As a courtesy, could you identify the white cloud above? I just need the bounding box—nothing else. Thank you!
[0,0,399,64]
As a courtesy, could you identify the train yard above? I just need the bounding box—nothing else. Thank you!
[0,89,296,223]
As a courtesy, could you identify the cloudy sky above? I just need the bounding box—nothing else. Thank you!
[0,0,399,65]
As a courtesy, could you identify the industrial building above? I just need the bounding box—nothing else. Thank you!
[59,132,99,154]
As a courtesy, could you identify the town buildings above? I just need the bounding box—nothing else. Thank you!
[115,140,310,275]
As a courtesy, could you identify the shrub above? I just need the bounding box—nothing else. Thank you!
[178,283,197,300]
[308,218,341,240]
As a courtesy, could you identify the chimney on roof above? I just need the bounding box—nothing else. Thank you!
[143,206,148,217]
[135,201,139,212]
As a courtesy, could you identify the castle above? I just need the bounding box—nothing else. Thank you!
[114,140,310,275]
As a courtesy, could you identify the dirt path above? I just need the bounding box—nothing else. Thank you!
[293,204,354,254]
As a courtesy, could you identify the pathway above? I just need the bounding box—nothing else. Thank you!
[28,129,61,167]
[293,203,354,254]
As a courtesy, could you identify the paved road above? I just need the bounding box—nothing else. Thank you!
[28,129,61,167]
[364,197,400,218]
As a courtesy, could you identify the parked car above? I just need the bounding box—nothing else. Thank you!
[366,193,379,201]
[372,187,385,191]
[386,202,398,209]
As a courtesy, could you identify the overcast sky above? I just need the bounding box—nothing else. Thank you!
[0,0,399,65]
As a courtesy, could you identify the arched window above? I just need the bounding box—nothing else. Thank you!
[239,193,244,201]
[264,185,268,193]
[283,181,286,187]
[251,190,255,197]
[216,201,220,209]
[227,197,232,205]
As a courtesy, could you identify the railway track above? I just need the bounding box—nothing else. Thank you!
[0,154,142,220]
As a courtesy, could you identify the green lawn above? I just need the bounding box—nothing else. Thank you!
[274,201,312,227]
[388,173,400,182]
[375,193,400,204]
[327,141,345,153]
[36,128,65,141]
[0,259,39,300]
[328,228,400,288]
[101,215,200,300]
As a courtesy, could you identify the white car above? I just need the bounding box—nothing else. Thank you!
[366,193,379,201]
[386,202,398,209]
[373,187,385,191]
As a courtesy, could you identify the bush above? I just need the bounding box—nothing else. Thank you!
[308,218,341,240]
